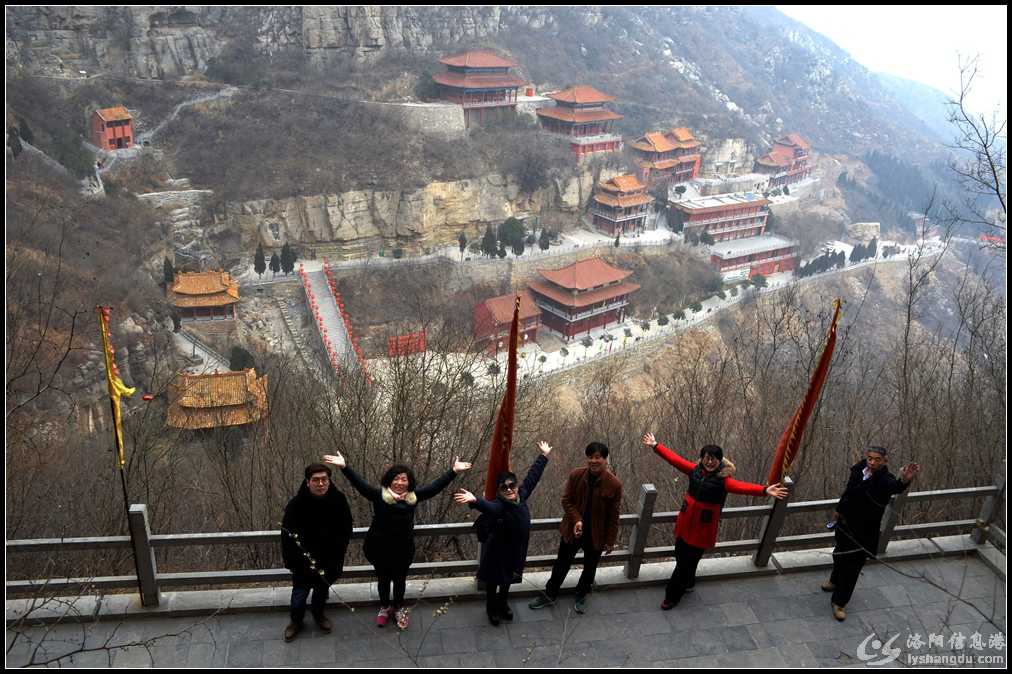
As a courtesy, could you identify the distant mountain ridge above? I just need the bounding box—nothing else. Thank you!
[6,5,952,166]
[874,72,954,143]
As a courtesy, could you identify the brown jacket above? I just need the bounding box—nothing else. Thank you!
[559,467,623,550]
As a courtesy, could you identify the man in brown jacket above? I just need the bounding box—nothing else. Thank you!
[529,442,623,613]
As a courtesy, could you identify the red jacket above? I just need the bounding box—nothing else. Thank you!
[654,443,766,550]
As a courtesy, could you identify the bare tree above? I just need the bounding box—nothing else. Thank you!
[946,56,1007,248]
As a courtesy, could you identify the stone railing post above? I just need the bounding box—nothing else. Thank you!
[971,474,1005,545]
[877,491,909,555]
[754,476,794,567]
[624,484,657,579]
[129,504,160,607]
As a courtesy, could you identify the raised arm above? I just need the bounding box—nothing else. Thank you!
[520,446,551,499]
[642,433,697,475]
[724,477,772,497]
[339,465,381,502]
[416,469,458,502]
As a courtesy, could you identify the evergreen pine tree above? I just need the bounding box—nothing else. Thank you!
[254,243,266,278]
[269,252,280,277]
[163,257,175,287]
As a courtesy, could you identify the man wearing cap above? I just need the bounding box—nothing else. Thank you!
[824,446,919,621]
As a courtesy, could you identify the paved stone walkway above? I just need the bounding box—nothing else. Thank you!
[6,557,1005,668]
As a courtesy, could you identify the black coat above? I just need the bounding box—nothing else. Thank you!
[281,481,353,584]
[834,459,910,554]
[471,455,548,586]
[342,465,457,574]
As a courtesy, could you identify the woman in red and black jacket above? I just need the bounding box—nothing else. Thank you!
[642,432,788,609]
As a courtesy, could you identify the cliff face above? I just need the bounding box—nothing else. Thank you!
[216,168,619,259]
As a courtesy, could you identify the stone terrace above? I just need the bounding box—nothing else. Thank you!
[6,555,1006,668]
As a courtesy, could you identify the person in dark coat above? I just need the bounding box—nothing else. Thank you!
[529,441,623,614]
[824,447,919,621]
[642,433,788,609]
[454,441,552,625]
[281,463,353,642]
[324,451,471,629]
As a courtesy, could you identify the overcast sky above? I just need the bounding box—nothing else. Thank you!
[776,5,1007,115]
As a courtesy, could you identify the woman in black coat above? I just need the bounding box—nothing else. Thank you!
[324,451,471,629]
[454,441,552,625]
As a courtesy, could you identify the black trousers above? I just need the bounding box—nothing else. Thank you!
[830,527,868,607]
[544,536,603,599]
[377,570,407,608]
[665,538,705,605]
[290,575,329,625]
[485,583,511,616]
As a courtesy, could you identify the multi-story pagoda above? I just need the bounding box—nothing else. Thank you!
[668,193,769,244]
[473,291,541,354]
[590,174,652,236]
[166,369,268,430]
[710,235,799,279]
[169,271,240,322]
[629,127,702,184]
[90,106,134,151]
[433,50,525,128]
[527,258,639,341]
[536,85,623,157]
[754,133,812,189]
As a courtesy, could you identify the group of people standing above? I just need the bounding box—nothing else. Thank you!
[280,436,918,641]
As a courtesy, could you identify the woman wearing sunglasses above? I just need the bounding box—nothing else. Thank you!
[454,440,552,625]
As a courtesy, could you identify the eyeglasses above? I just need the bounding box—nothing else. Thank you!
[309,477,330,484]
[499,483,517,491]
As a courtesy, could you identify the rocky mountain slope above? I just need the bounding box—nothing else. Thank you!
[7,6,950,162]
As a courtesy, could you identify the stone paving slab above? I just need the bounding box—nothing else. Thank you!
[6,551,1005,668]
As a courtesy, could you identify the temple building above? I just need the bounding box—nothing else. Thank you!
[710,235,799,280]
[669,193,769,243]
[527,258,639,341]
[169,271,240,322]
[433,50,525,128]
[536,85,623,157]
[90,106,134,150]
[590,174,652,236]
[474,291,541,354]
[629,127,702,185]
[754,133,812,189]
[166,369,268,430]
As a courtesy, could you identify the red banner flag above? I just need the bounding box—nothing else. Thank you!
[485,296,521,501]
[767,299,842,484]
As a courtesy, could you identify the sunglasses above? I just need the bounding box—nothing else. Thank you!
[499,482,518,491]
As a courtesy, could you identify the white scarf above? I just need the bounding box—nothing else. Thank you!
[381,487,417,506]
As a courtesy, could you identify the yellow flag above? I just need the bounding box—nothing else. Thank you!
[97,306,136,468]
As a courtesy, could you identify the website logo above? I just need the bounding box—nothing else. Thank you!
[857,633,902,666]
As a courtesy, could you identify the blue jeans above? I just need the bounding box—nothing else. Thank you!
[290,575,329,625]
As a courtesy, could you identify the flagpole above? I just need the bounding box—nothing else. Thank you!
[98,306,148,605]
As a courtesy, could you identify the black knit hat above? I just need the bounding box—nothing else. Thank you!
[699,444,724,462]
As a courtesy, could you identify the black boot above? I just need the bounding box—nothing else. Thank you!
[500,603,514,621]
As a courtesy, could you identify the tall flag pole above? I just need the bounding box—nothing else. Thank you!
[98,306,149,604]
[767,299,842,484]
[485,296,521,501]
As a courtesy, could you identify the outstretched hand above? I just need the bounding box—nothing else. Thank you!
[452,457,472,474]
[766,482,789,500]
[322,453,346,469]
[641,432,657,448]
[454,489,477,505]
[538,440,552,457]
[899,463,921,482]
